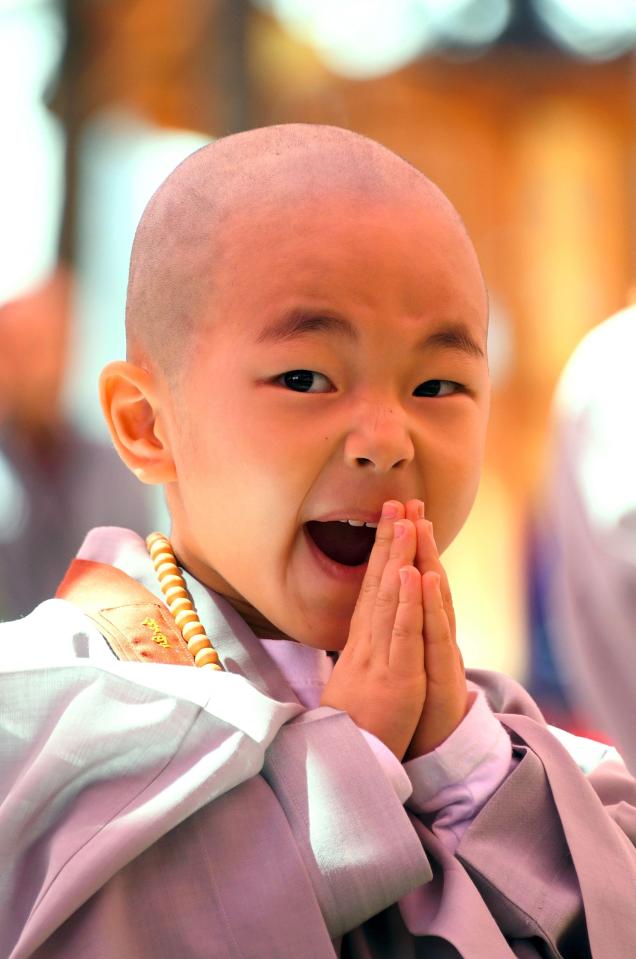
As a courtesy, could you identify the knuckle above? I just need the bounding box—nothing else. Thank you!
[391,621,414,641]
[374,587,395,610]
[374,527,393,547]
[360,575,381,599]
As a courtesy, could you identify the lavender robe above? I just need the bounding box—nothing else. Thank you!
[1,529,635,958]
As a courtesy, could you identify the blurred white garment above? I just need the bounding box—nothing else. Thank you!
[547,306,636,774]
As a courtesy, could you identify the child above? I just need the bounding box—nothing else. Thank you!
[1,124,635,959]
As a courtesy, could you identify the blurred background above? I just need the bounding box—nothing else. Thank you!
[2,0,635,743]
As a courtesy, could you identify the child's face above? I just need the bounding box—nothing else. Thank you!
[161,191,489,650]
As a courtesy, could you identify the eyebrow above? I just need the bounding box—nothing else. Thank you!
[255,309,485,360]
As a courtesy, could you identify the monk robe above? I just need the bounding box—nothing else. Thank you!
[1,527,635,959]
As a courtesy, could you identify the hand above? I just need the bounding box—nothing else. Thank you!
[402,499,468,760]
[320,501,426,761]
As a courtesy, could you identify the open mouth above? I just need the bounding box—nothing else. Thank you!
[305,520,376,567]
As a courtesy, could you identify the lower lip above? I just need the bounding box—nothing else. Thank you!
[302,524,369,583]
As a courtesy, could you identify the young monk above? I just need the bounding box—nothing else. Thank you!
[1,124,635,959]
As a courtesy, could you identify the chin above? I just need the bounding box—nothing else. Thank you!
[295,621,349,653]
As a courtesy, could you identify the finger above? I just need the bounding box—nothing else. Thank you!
[387,564,424,675]
[413,571,467,755]
[421,571,462,692]
[370,518,417,662]
[415,519,456,638]
[351,500,405,633]
[404,498,425,527]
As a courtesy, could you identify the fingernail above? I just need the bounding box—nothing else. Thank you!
[399,567,410,586]
[394,521,406,538]
[382,502,398,519]
[417,501,425,519]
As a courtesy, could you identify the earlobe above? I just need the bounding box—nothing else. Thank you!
[99,361,177,484]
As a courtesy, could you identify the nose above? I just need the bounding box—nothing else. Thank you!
[343,402,415,473]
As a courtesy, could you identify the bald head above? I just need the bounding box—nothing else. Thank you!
[126,124,466,377]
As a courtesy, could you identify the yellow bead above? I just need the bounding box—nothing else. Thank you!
[199,662,223,671]
[153,550,175,568]
[157,561,179,580]
[175,608,198,628]
[195,647,220,668]
[160,573,182,590]
[170,596,193,615]
[182,620,206,641]
[149,540,170,559]
[164,584,189,604]
[147,532,167,549]
[187,635,211,656]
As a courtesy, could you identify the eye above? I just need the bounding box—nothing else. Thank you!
[276,370,333,393]
[414,380,463,398]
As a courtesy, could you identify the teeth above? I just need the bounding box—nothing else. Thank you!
[337,519,378,528]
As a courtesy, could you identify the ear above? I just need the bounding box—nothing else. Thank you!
[99,361,177,485]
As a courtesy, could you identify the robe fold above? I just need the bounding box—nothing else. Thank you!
[1,529,635,958]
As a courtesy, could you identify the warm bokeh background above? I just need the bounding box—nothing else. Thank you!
[2,0,635,734]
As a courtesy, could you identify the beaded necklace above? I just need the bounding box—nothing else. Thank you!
[146,532,223,671]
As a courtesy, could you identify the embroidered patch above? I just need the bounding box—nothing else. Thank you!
[142,616,171,648]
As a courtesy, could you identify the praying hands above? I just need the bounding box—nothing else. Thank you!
[320,499,468,761]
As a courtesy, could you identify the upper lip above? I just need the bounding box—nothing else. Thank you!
[308,508,387,524]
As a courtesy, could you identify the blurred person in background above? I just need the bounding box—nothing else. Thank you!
[0,265,153,620]
[540,305,636,774]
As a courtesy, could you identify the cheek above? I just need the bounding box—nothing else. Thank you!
[424,418,486,550]
[426,469,479,553]
[171,399,309,535]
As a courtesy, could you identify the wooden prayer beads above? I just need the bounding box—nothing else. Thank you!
[146,532,223,671]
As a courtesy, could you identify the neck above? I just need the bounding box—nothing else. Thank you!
[170,536,295,642]
[226,594,294,641]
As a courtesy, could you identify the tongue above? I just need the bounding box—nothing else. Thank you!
[306,520,375,567]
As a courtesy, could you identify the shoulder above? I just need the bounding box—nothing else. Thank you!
[0,598,115,666]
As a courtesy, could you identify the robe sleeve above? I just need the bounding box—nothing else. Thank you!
[0,601,431,958]
[387,671,636,958]
[404,689,516,853]
[446,675,636,959]
[262,706,432,938]
[0,660,296,952]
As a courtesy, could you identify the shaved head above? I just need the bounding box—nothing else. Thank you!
[125,123,465,378]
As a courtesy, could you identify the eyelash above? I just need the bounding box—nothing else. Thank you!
[274,370,465,398]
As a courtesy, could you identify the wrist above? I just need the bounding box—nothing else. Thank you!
[405,690,473,761]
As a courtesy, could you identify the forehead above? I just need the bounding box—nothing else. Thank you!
[208,190,487,343]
